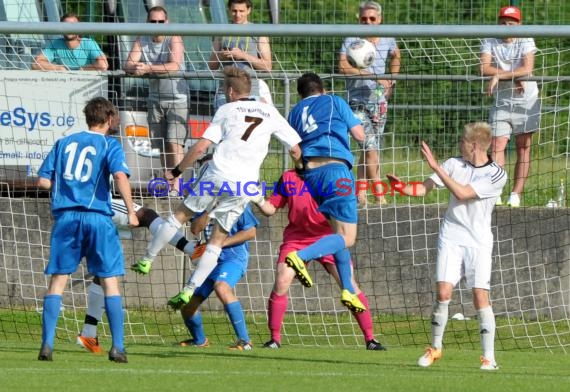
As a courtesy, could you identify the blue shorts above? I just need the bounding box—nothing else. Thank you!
[194,261,245,298]
[303,163,358,224]
[45,210,125,277]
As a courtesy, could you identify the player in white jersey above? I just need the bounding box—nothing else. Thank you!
[387,122,507,371]
[480,6,540,207]
[76,200,198,354]
[130,66,302,307]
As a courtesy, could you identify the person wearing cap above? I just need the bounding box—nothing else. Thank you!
[480,6,540,208]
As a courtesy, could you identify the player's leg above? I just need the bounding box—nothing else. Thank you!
[87,213,128,363]
[323,261,385,350]
[179,292,209,347]
[139,207,196,255]
[132,202,195,274]
[39,274,70,360]
[213,263,252,350]
[418,239,461,367]
[39,211,82,360]
[467,245,498,370]
[77,277,104,353]
[265,260,296,348]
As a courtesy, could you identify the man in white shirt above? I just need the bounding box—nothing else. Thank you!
[480,6,540,207]
[387,122,507,371]
[131,66,302,306]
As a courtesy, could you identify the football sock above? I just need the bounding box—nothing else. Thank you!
[431,300,450,349]
[268,291,288,343]
[353,292,374,341]
[149,216,196,256]
[189,244,221,287]
[104,295,125,352]
[184,313,206,345]
[145,215,181,259]
[478,306,496,361]
[82,282,105,337]
[225,301,250,342]
[41,294,62,348]
[334,248,354,293]
[297,234,345,262]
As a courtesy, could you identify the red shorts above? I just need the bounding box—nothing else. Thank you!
[277,239,336,266]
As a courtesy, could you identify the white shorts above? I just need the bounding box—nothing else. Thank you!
[489,98,541,138]
[436,238,493,290]
[182,168,250,232]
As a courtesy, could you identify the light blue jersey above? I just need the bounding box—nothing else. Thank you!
[38,131,130,217]
[41,37,104,70]
[288,94,361,169]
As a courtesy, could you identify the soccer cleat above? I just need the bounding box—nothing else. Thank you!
[340,289,366,313]
[167,287,194,310]
[366,339,387,351]
[417,347,442,367]
[38,343,53,361]
[480,356,499,371]
[262,339,281,349]
[130,258,152,274]
[108,346,128,363]
[76,335,103,354]
[495,196,503,206]
[178,338,209,348]
[228,339,253,351]
[506,192,520,208]
[285,252,313,288]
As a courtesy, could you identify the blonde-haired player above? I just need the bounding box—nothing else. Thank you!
[387,122,506,370]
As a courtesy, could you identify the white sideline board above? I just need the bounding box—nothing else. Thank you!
[0,70,107,174]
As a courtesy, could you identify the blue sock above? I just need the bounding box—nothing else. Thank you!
[335,248,355,293]
[297,234,345,261]
[184,313,206,345]
[104,296,124,352]
[225,301,250,342]
[42,294,62,348]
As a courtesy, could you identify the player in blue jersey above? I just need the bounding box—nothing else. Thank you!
[258,72,367,312]
[36,97,137,363]
[176,204,258,350]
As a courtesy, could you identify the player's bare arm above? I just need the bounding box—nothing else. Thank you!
[36,177,52,190]
[113,171,139,227]
[350,124,365,143]
[222,226,256,247]
[167,138,212,181]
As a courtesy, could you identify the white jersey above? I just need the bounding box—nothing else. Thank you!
[430,157,507,248]
[480,38,538,107]
[111,199,141,229]
[203,98,301,183]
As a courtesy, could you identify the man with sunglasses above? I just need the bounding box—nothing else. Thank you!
[339,1,401,207]
[125,5,188,198]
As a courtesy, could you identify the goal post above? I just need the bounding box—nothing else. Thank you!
[0,18,569,352]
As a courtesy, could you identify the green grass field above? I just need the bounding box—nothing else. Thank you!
[2,341,569,392]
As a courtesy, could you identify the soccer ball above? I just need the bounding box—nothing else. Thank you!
[346,39,376,69]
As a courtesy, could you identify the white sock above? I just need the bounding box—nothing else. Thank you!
[431,300,450,349]
[188,244,221,287]
[145,215,182,259]
[82,282,105,337]
[150,217,196,256]
[478,306,496,361]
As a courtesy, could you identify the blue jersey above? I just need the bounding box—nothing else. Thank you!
[288,94,361,169]
[42,37,104,70]
[38,131,130,217]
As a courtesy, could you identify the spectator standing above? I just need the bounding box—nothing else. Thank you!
[339,1,401,206]
[124,5,188,196]
[480,6,540,207]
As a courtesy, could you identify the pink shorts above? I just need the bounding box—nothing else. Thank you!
[277,240,336,266]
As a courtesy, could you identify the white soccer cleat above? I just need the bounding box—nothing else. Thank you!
[506,192,520,208]
[417,347,442,367]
